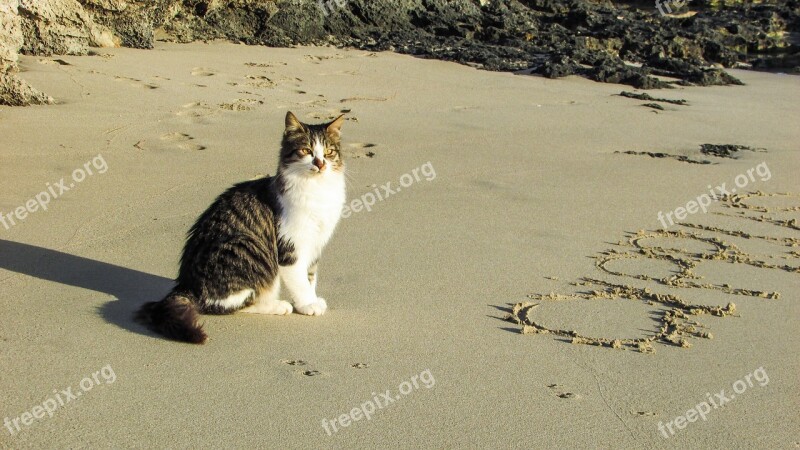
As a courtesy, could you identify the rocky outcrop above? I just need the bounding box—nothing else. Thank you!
[77,0,176,49]
[0,0,20,73]
[17,0,118,55]
[159,0,799,88]
[0,0,52,106]
[1,0,798,105]
[163,0,281,44]
[0,72,53,106]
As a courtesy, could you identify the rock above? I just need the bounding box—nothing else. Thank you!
[18,0,118,56]
[1,0,22,74]
[0,0,53,105]
[156,0,794,88]
[79,0,175,49]
[1,0,799,105]
[0,73,53,106]
[162,0,281,44]
[699,143,757,158]
[642,103,665,110]
[2,0,162,105]
[619,91,688,105]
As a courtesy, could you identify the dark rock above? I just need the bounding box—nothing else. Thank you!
[619,91,688,105]
[642,102,665,110]
[3,0,800,104]
[616,150,712,164]
[158,0,798,88]
[699,143,759,158]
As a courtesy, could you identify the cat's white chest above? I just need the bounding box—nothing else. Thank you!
[278,174,345,263]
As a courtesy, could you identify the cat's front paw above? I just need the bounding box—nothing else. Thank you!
[240,300,293,315]
[295,298,328,316]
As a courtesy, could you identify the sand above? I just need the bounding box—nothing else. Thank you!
[0,41,798,448]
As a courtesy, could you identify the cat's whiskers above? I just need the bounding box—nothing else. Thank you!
[342,169,357,185]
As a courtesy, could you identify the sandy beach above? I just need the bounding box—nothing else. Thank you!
[0,41,798,448]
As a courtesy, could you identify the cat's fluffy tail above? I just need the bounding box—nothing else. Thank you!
[135,292,208,344]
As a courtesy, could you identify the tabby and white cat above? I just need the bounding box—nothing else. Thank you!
[136,112,346,344]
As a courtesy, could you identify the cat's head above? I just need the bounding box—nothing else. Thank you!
[280,111,345,177]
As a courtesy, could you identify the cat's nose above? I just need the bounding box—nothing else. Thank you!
[313,158,326,171]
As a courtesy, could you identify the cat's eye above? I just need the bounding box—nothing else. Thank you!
[324,148,335,157]
[297,148,311,157]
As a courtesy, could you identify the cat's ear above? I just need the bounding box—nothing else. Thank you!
[285,111,304,133]
[326,114,345,136]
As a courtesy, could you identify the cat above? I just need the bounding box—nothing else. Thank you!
[135,112,346,344]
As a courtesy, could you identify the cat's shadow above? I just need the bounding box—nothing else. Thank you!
[0,239,171,338]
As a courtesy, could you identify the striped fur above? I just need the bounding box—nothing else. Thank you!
[136,112,346,344]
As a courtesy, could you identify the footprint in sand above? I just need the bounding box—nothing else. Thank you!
[114,75,158,90]
[557,393,580,399]
[304,108,358,122]
[135,132,206,151]
[191,67,216,77]
[548,384,581,400]
[218,98,264,111]
[338,108,360,122]
[281,359,322,377]
[245,75,277,89]
[160,132,192,142]
[281,359,307,366]
[177,143,207,152]
[303,54,347,64]
[318,70,360,76]
[304,109,336,121]
[298,97,329,108]
[245,61,288,68]
[344,142,377,159]
[176,102,217,125]
[176,101,215,118]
